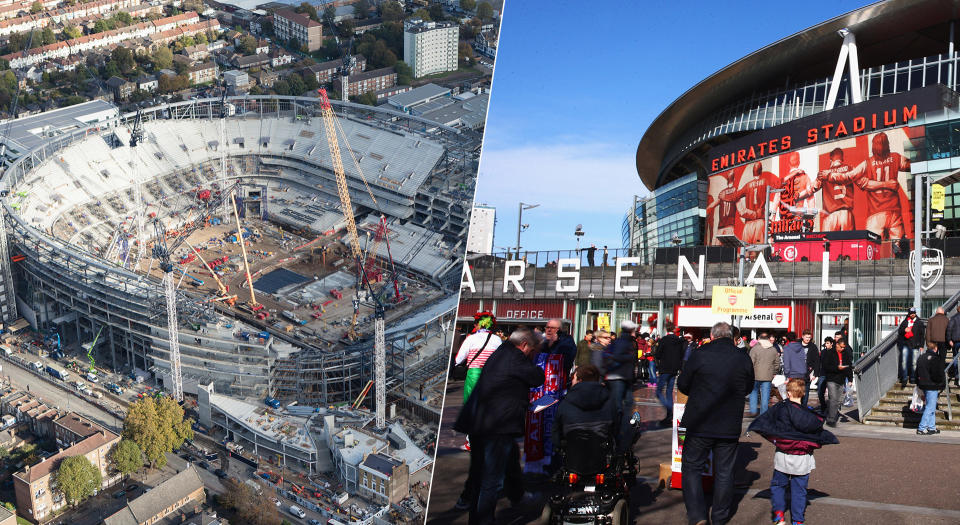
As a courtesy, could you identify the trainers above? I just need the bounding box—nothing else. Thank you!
[930,428,941,434]
[772,510,786,525]
[454,497,470,511]
[792,521,804,525]
[459,441,470,452]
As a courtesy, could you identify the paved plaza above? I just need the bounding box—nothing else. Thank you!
[428,381,960,524]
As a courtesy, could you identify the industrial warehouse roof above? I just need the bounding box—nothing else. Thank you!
[0,100,117,154]
[362,453,400,477]
[209,393,315,452]
[387,83,451,111]
[635,0,960,190]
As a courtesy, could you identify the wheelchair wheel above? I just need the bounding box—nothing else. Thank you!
[610,499,628,525]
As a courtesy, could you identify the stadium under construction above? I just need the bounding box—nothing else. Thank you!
[0,95,477,408]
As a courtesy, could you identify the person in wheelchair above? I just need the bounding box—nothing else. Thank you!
[545,364,635,524]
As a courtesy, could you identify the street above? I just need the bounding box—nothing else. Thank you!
[2,355,122,433]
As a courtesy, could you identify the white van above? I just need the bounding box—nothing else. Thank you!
[288,505,305,519]
[31,361,42,370]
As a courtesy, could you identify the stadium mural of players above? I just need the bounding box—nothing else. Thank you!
[706,127,920,246]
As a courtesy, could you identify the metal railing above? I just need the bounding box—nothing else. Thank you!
[854,289,960,420]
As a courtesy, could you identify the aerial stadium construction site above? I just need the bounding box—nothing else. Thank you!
[0,96,476,413]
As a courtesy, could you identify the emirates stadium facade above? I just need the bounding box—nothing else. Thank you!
[458,0,960,420]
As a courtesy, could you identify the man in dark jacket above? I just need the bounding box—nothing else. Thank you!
[820,336,853,427]
[678,322,754,525]
[948,305,960,386]
[801,329,819,407]
[897,307,925,387]
[552,364,619,455]
[916,341,946,435]
[655,324,685,426]
[460,327,545,525]
[781,332,806,380]
[604,320,638,414]
[574,330,594,368]
[543,318,577,375]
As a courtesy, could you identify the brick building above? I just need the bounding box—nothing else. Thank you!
[340,67,396,98]
[273,9,322,52]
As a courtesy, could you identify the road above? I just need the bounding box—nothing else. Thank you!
[2,356,122,433]
[2,356,331,525]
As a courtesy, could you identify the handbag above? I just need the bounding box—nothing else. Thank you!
[451,333,492,381]
[909,385,924,412]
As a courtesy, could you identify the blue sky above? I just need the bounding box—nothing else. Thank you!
[475,0,871,253]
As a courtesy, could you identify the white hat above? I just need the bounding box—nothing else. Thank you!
[621,320,638,331]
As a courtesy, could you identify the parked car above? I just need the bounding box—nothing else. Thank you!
[289,505,305,519]
[271,497,281,507]
[86,372,98,383]
[113,490,126,499]
[198,461,209,470]
[308,520,323,525]
[214,469,227,479]
[126,484,137,492]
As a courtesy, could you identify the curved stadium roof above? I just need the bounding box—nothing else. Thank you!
[636,0,960,190]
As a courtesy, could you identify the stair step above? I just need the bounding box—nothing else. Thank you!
[863,413,960,428]
[870,405,950,417]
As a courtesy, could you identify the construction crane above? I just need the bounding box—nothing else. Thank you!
[317,87,387,428]
[149,182,240,402]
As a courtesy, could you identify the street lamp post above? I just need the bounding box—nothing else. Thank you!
[515,202,539,259]
[574,224,585,255]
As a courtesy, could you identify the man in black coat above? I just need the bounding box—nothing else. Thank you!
[678,322,754,525]
[916,341,946,435]
[604,320,638,414]
[897,307,925,387]
[655,324,685,426]
[820,336,853,427]
[458,327,545,525]
[542,318,577,375]
[801,329,819,407]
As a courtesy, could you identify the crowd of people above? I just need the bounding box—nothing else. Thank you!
[448,305,957,525]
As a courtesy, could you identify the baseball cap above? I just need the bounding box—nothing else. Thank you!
[908,307,917,314]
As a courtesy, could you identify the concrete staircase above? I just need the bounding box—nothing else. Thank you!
[863,381,960,430]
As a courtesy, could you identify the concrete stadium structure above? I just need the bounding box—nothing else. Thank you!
[0,95,478,405]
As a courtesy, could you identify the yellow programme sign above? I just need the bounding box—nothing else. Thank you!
[931,184,946,211]
[711,286,756,316]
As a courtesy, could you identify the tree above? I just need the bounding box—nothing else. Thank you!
[218,478,280,525]
[477,1,493,20]
[428,4,444,21]
[288,37,300,52]
[40,27,54,46]
[123,397,194,469]
[55,455,102,506]
[287,74,305,96]
[112,46,134,73]
[195,31,208,45]
[353,0,370,19]
[272,79,290,96]
[115,12,132,25]
[63,26,82,39]
[412,8,431,21]
[322,5,335,26]
[152,47,173,70]
[337,19,354,38]
[394,60,412,85]
[109,439,143,477]
[461,0,476,10]
[296,2,319,22]
[260,17,274,37]
[353,91,376,106]
[183,0,203,13]
[301,70,318,91]
[380,1,403,23]
[458,41,473,66]
[30,1,41,13]
[238,34,257,55]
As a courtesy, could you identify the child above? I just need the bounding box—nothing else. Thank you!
[748,378,838,525]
